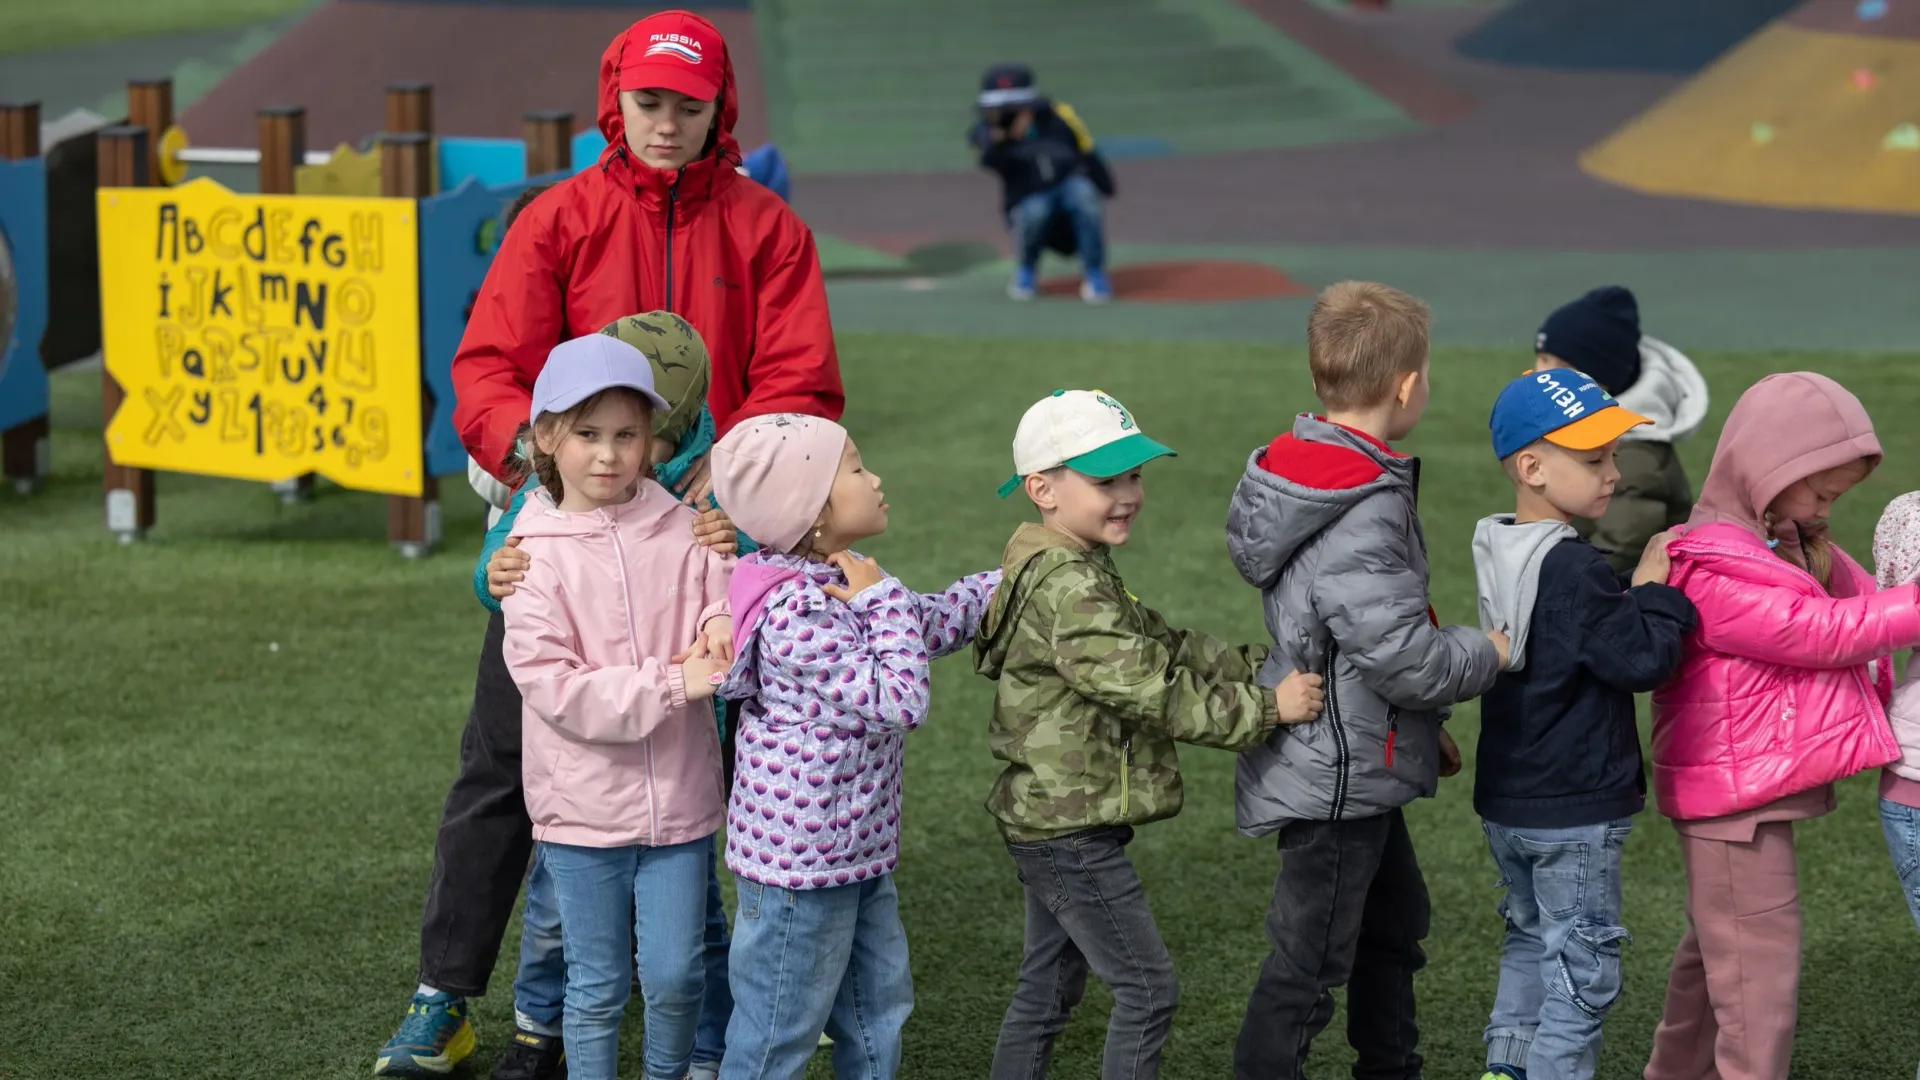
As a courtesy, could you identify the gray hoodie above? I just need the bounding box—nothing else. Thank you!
[1616,336,1707,445]
[1225,415,1503,834]
[1472,515,1577,673]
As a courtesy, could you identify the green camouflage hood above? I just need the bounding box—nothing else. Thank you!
[977,523,1082,680]
[975,523,1275,842]
[598,311,711,444]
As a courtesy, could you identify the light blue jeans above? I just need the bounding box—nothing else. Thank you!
[540,837,710,1080]
[1880,796,1920,931]
[1009,173,1106,274]
[1482,818,1632,1080]
[515,838,734,1065]
[719,876,913,1080]
[1879,797,1920,1080]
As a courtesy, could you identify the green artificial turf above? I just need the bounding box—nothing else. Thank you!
[3,337,1917,1078]
[0,0,312,56]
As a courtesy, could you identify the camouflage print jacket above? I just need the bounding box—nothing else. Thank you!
[975,523,1279,843]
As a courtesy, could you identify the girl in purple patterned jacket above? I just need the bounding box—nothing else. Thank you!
[708,413,999,1080]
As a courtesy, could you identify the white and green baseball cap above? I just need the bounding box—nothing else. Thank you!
[997,389,1177,498]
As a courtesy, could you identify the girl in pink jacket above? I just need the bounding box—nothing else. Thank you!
[500,334,737,1080]
[1644,373,1920,1080]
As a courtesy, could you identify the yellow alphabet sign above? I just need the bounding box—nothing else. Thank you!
[98,177,423,496]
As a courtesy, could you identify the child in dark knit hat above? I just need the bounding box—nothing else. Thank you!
[1534,286,1709,571]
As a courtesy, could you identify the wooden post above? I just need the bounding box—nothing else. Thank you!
[257,105,317,506]
[126,79,174,188]
[0,101,50,495]
[97,125,157,541]
[381,131,438,558]
[523,110,573,175]
[385,84,432,135]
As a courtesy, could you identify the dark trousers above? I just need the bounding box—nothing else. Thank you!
[1235,809,1429,1080]
[418,610,532,997]
[416,609,739,998]
[990,825,1180,1080]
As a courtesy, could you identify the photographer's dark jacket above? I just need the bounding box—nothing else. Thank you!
[968,102,1116,219]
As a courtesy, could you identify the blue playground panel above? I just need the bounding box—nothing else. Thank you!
[416,172,567,476]
[0,155,49,436]
[1455,0,1801,74]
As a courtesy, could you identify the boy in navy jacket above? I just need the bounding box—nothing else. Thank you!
[1468,370,1696,1080]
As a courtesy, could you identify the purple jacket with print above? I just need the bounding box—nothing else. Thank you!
[719,551,999,889]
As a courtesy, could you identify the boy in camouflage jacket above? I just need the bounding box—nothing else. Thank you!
[974,389,1324,1080]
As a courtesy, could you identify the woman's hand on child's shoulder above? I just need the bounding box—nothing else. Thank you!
[821,551,887,603]
[692,507,738,554]
[488,537,531,599]
[1272,670,1325,726]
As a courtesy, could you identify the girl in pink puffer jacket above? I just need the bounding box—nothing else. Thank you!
[1643,373,1920,1080]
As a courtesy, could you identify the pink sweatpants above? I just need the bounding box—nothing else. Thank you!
[1643,821,1802,1080]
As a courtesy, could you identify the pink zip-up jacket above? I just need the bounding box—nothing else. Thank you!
[1651,523,1913,821]
[502,482,734,849]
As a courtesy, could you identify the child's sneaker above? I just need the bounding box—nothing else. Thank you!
[1481,1067,1527,1080]
[374,990,476,1076]
[1079,269,1113,305]
[1008,266,1037,301]
[490,1028,566,1080]
[690,1062,720,1080]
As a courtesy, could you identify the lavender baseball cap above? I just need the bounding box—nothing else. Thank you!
[531,334,671,424]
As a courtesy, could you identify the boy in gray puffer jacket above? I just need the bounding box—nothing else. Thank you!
[1224,282,1507,1080]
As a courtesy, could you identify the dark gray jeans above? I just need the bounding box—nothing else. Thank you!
[990,825,1180,1080]
[1235,808,1429,1080]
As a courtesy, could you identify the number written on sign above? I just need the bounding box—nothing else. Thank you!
[182,385,387,464]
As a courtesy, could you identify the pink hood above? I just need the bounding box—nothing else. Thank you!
[1651,373,1919,820]
[501,482,734,848]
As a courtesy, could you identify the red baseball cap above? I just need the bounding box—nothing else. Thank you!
[617,11,725,102]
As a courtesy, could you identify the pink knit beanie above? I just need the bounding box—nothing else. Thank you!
[1876,491,1920,591]
[712,413,849,553]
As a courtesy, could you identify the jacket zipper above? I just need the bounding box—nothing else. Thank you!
[664,179,680,313]
[603,512,661,845]
[1325,643,1350,821]
[1385,708,1398,768]
[1120,737,1132,814]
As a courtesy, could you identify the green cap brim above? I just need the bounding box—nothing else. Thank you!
[995,433,1177,498]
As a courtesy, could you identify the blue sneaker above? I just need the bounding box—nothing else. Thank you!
[374,990,477,1076]
[1008,265,1037,301]
[1080,269,1113,305]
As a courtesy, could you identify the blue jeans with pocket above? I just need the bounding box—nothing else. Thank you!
[541,836,711,1080]
[1009,173,1106,274]
[719,875,913,1080]
[514,837,735,1064]
[1880,796,1920,930]
[1481,818,1632,1080]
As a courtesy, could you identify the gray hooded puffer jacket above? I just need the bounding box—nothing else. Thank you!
[1225,415,1501,835]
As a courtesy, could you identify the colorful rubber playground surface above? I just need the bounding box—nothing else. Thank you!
[4,2,1920,1078]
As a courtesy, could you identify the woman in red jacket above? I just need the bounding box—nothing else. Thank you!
[376,12,843,1080]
